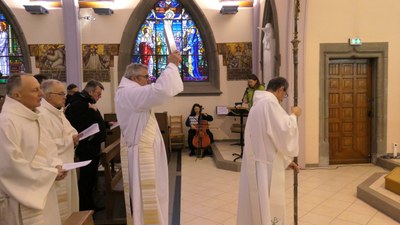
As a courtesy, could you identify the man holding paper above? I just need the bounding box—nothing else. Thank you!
[39,79,80,222]
[65,80,108,211]
[115,50,183,225]
[0,74,66,224]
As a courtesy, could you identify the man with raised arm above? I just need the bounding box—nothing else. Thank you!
[115,51,183,225]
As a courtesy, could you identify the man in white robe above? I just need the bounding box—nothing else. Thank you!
[115,51,183,225]
[237,77,301,225]
[39,79,80,222]
[0,74,67,225]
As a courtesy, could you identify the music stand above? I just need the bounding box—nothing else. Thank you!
[227,106,248,162]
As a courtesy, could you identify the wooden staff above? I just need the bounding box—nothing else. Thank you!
[291,0,301,225]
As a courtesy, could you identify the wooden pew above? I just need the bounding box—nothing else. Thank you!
[100,138,125,222]
[63,210,94,225]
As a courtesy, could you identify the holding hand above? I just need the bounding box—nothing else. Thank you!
[168,50,182,66]
[288,161,300,173]
[55,165,68,181]
[291,106,302,117]
[72,134,80,146]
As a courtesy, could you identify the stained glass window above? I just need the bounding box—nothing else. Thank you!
[132,0,208,82]
[0,13,24,79]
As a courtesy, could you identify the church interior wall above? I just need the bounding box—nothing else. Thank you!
[5,0,400,165]
[2,0,253,141]
[304,0,400,164]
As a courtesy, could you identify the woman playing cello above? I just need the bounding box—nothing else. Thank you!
[185,103,214,157]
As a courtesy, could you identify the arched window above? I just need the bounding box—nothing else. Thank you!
[120,0,220,95]
[0,2,30,85]
[132,0,208,82]
[0,13,24,77]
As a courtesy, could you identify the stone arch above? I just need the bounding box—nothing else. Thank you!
[0,2,32,74]
[119,0,220,95]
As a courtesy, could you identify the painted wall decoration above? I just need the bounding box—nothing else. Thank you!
[82,44,119,82]
[133,0,208,82]
[217,42,252,80]
[29,44,66,81]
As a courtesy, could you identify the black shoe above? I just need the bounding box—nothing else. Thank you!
[189,151,195,156]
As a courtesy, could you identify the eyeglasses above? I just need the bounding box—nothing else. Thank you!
[283,89,288,98]
[49,92,66,96]
[137,75,150,79]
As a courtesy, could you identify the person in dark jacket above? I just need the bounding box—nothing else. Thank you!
[65,83,78,107]
[65,80,109,211]
[185,103,214,157]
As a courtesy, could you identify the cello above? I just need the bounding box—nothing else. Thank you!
[192,116,211,158]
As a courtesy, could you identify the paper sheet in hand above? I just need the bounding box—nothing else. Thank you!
[79,123,100,140]
[110,122,119,130]
[62,160,91,171]
[164,22,177,53]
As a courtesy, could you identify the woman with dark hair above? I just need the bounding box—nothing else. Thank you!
[185,103,214,156]
[242,74,265,109]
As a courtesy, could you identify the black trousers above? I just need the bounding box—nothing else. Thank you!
[77,152,100,211]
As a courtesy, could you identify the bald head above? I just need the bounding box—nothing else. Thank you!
[7,74,43,111]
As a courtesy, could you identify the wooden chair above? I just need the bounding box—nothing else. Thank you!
[100,138,125,222]
[169,115,185,150]
[63,210,94,225]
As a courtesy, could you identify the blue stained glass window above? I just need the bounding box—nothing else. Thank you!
[0,13,24,79]
[132,0,208,82]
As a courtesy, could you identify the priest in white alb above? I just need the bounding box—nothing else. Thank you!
[115,51,183,225]
[237,77,302,225]
[0,74,67,225]
[39,79,80,222]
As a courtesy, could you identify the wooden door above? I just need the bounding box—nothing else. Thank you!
[328,59,372,164]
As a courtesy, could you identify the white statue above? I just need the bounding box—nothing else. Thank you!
[258,23,275,84]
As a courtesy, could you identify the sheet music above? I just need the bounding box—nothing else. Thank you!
[79,123,100,140]
[110,122,119,130]
[216,106,229,115]
[164,22,177,53]
[62,160,91,171]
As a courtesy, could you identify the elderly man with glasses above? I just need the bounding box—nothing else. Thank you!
[39,79,80,222]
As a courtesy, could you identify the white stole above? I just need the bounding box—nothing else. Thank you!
[138,111,159,224]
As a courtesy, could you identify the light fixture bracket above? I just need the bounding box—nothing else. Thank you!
[93,8,114,15]
[220,5,239,15]
[23,5,48,15]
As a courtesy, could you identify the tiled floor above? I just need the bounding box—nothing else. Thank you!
[179,143,400,225]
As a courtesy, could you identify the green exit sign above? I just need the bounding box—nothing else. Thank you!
[349,38,362,46]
